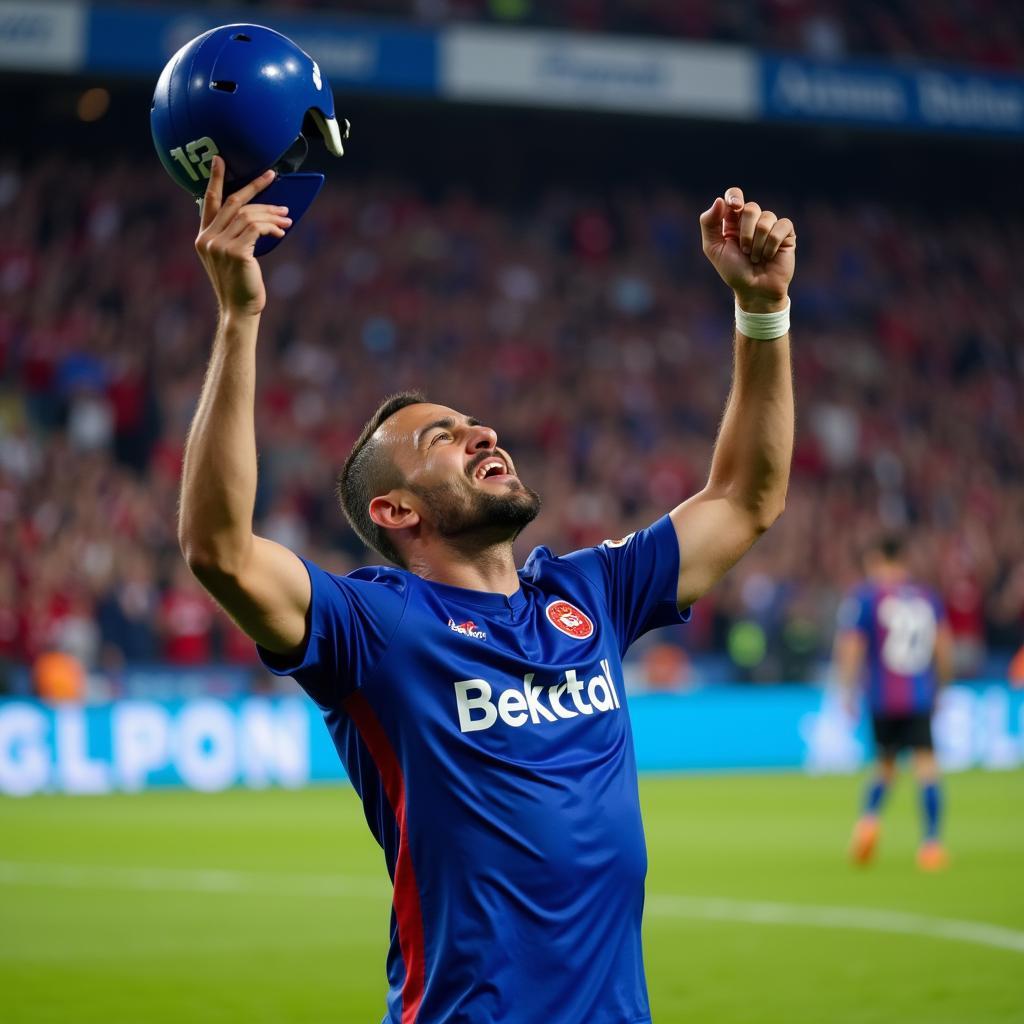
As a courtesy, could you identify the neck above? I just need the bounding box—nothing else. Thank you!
[407,537,520,597]
[876,564,907,585]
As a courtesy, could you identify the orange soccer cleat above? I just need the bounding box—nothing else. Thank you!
[916,841,949,871]
[849,816,881,865]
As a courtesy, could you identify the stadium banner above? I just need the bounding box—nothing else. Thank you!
[0,683,1021,797]
[4,3,1023,138]
[441,26,756,119]
[84,3,439,93]
[0,0,84,72]
[761,54,1024,136]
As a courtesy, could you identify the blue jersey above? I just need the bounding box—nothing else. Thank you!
[259,514,687,1024]
[837,581,945,716]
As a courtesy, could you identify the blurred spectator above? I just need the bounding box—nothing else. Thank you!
[97,549,160,666]
[0,564,21,692]
[642,643,692,692]
[158,564,216,666]
[1010,645,1024,688]
[33,650,86,702]
[0,151,1020,689]
[169,0,1024,71]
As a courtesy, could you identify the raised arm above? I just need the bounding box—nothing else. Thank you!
[178,157,311,655]
[670,186,795,609]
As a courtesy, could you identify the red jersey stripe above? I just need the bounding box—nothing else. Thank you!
[345,692,425,1024]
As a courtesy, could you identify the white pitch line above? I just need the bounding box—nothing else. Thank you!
[647,894,1024,955]
[2,861,1023,956]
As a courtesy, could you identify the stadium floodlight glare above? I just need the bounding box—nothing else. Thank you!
[150,23,349,256]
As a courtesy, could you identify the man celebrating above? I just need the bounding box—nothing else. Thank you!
[179,157,795,1024]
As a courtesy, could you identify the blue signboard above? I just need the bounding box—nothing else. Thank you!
[86,4,439,94]
[4,4,1023,137]
[0,683,1020,796]
[761,54,1024,135]
[0,696,346,796]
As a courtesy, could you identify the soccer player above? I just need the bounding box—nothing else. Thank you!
[178,157,794,1023]
[836,534,954,871]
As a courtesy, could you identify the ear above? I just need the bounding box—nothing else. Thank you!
[368,490,421,533]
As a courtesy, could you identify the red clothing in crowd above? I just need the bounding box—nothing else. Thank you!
[160,585,215,665]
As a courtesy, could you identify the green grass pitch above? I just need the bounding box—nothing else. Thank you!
[2,771,1022,1023]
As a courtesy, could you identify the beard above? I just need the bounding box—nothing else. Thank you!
[410,477,541,544]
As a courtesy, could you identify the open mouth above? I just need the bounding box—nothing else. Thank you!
[472,456,514,482]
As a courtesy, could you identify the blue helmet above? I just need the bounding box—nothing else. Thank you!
[151,23,349,256]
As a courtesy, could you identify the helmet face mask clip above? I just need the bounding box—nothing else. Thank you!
[151,23,349,256]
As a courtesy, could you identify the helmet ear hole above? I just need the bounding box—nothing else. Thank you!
[211,80,237,93]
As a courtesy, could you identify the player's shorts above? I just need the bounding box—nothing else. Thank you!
[871,712,933,755]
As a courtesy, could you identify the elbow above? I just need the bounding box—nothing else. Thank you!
[178,530,248,583]
[177,524,208,573]
[178,537,220,582]
[752,497,786,534]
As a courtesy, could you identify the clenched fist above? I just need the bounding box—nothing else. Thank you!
[700,187,796,313]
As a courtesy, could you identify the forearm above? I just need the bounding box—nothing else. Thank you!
[834,633,865,708]
[672,189,796,605]
[835,647,860,694]
[705,328,794,531]
[178,311,261,574]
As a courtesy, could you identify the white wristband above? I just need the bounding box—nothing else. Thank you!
[735,298,790,340]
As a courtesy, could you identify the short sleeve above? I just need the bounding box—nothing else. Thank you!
[559,515,689,653]
[257,558,408,709]
[836,588,872,634]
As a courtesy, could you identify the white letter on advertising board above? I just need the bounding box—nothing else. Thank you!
[55,707,110,794]
[113,701,171,791]
[239,699,309,788]
[0,703,50,797]
[175,700,237,792]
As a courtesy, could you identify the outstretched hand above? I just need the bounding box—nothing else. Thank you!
[194,157,292,317]
[699,187,795,313]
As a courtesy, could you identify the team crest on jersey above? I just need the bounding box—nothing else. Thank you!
[545,600,594,640]
[448,618,487,641]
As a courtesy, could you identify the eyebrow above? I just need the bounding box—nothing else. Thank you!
[415,416,482,448]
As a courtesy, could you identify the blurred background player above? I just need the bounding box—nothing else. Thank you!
[834,534,954,870]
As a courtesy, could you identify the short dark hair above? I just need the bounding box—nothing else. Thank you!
[336,391,427,566]
[872,532,905,563]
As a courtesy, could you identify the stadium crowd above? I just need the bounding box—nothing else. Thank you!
[0,154,1021,690]
[193,0,1024,71]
